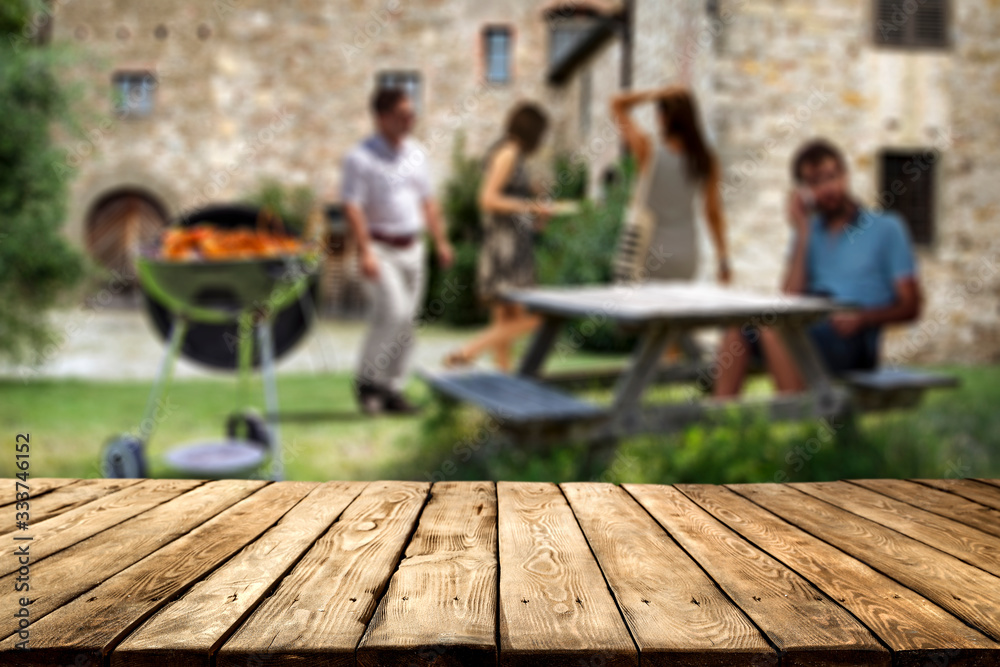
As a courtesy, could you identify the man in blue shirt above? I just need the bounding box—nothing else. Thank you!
[714,139,922,396]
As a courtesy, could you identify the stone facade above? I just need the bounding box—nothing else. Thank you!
[53,0,553,250]
[52,0,1000,361]
[554,0,1000,363]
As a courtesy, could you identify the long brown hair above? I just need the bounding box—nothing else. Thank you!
[657,91,715,182]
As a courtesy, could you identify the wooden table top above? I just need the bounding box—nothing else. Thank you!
[502,281,838,326]
[4,477,1000,666]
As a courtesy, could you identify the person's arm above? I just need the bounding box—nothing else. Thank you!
[609,90,655,172]
[703,159,731,283]
[422,198,453,269]
[478,142,551,218]
[341,152,379,280]
[343,203,378,280]
[782,189,812,294]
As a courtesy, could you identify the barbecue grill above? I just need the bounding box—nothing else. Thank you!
[102,204,322,480]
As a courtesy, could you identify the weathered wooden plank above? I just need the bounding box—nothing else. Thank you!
[0,479,265,641]
[357,482,498,667]
[623,483,889,666]
[0,477,77,507]
[680,483,999,666]
[216,481,429,667]
[0,478,142,535]
[112,481,366,667]
[850,479,1000,538]
[792,481,1000,576]
[497,482,637,667]
[0,479,203,578]
[562,482,776,666]
[915,479,1000,512]
[0,482,315,666]
[731,483,1000,641]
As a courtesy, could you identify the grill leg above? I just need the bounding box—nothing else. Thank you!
[140,317,188,448]
[258,321,282,481]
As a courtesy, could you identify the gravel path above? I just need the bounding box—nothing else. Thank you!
[1,307,480,381]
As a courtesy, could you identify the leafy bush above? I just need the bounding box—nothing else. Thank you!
[242,179,314,234]
[0,0,85,363]
[536,157,638,352]
[421,133,488,326]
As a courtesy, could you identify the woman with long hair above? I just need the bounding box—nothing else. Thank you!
[610,86,730,284]
[443,102,554,370]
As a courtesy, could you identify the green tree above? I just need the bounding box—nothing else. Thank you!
[421,133,488,326]
[0,0,85,362]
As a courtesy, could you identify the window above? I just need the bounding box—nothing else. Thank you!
[483,26,512,83]
[875,0,949,49]
[112,70,156,117]
[880,150,937,245]
[548,15,596,66]
[376,71,422,114]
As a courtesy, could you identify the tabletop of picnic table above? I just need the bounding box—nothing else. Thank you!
[3,477,1000,666]
[503,281,839,325]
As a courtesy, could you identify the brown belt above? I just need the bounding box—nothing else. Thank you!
[370,230,418,248]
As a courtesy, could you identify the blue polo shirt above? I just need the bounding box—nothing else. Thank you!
[800,207,917,308]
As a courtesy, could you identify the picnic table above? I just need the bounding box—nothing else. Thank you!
[4,476,1000,665]
[421,282,957,445]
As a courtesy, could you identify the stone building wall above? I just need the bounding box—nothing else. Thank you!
[53,0,553,248]
[709,0,1000,363]
[50,0,1000,361]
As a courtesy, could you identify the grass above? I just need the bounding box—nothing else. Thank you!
[0,363,997,483]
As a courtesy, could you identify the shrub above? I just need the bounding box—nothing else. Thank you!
[0,0,85,363]
[242,179,314,234]
[422,133,487,326]
[536,156,638,352]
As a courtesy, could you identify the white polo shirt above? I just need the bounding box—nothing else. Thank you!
[341,134,433,236]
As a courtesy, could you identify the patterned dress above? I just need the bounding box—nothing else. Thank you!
[477,144,537,303]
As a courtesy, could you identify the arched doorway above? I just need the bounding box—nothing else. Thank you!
[85,189,169,290]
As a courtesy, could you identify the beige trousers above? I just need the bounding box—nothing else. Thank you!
[357,239,426,392]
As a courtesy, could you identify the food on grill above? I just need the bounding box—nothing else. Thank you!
[160,225,306,261]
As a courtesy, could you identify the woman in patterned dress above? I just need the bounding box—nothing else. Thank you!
[443,103,554,371]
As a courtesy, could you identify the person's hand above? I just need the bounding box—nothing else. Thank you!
[436,240,454,270]
[718,259,732,285]
[830,311,866,337]
[531,201,554,231]
[788,188,812,234]
[360,247,380,280]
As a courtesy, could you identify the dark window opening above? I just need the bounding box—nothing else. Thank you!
[875,0,949,49]
[880,150,937,245]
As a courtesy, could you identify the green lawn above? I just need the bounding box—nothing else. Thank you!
[1,363,997,483]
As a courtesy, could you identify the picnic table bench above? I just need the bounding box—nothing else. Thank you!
[3,476,1000,665]
[421,282,958,443]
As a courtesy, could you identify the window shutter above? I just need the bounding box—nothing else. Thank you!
[874,0,949,48]
[913,0,948,47]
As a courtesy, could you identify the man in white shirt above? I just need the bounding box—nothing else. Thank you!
[342,88,453,414]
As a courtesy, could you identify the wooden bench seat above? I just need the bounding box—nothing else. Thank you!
[844,367,960,411]
[419,370,609,425]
